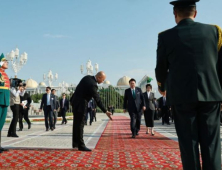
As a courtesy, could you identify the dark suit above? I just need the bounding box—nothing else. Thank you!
[158,97,170,125]
[40,93,56,129]
[19,92,31,130]
[143,92,155,127]
[123,87,145,136]
[85,99,94,125]
[70,75,107,148]
[53,95,60,128]
[60,98,69,124]
[155,18,222,169]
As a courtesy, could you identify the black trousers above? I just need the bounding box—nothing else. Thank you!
[129,112,141,136]
[161,106,170,124]
[19,107,31,129]
[53,111,57,128]
[144,109,155,127]
[173,102,221,170]
[61,109,67,124]
[85,108,93,124]
[72,106,86,148]
[44,106,53,129]
[93,111,97,122]
[8,104,20,135]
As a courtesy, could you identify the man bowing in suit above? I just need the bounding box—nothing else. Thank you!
[70,71,112,151]
[123,78,146,138]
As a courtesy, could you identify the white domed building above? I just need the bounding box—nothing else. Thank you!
[116,76,131,95]
[25,78,39,95]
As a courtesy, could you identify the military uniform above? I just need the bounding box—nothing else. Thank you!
[155,0,222,169]
[0,53,10,153]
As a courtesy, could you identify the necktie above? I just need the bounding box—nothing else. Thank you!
[132,89,136,99]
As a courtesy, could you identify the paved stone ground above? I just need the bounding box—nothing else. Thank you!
[1,113,222,151]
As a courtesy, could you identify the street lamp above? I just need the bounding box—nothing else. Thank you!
[59,81,69,93]
[6,47,28,77]
[43,70,58,87]
[80,60,99,75]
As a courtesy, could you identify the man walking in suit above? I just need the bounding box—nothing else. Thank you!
[123,78,146,138]
[18,83,31,131]
[158,94,171,125]
[39,87,56,131]
[51,89,60,129]
[70,71,112,151]
[155,0,222,169]
[60,93,69,125]
[85,99,94,126]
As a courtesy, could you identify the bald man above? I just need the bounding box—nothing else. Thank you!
[70,71,112,151]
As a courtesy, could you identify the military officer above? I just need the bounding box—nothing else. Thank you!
[155,0,222,169]
[0,53,10,153]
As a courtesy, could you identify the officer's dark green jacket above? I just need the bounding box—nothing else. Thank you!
[155,18,222,105]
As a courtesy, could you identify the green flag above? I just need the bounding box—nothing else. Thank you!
[147,77,153,83]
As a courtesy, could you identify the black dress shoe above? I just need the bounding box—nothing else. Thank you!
[18,129,22,131]
[11,134,19,137]
[46,128,49,131]
[136,133,139,136]
[0,150,2,154]
[0,147,9,152]
[7,134,12,137]
[50,128,54,131]
[65,121,67,124]
[132,135,135,138]
[61,122,64,125]
[78,147,92,151]
[152,133,155,136]
[28,124,31,129]
[146,132,149,134]
[167,123,171,125]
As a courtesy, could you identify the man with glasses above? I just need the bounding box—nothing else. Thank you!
[39,87,56,131]
[0,53,10,153]
[70,71,112,151]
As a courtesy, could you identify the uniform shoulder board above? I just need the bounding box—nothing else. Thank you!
[214,25,222,51]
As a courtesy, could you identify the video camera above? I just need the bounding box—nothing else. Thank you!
[10,78,26,88]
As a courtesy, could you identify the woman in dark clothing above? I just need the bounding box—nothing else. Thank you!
[143,84,155,135]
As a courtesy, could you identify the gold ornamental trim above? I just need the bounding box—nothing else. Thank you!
[215,25,222,51]
[0,86,9,90]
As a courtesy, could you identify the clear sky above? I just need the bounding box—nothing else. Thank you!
[1,0,222,88]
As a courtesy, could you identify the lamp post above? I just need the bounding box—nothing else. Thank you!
[80,60,99,75]
[59,81,69,94]
[6,47,28,77]
[43,70,58,87]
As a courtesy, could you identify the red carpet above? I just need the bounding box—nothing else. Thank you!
[0,116,182,169]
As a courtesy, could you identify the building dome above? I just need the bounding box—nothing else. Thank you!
[26,79,38,89]
[117,76,131,86]
[39,82,46,87]
[103,80,111,85]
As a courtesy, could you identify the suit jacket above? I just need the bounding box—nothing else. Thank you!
[40,93,56,111]
[70,75,107,113]
[143,92,155,111]
[155,18,222,105]
[55,95,60,110]
[158,97,170,110]
[60,98,69,111]
[123,87,145,113]
[20,92,31,110]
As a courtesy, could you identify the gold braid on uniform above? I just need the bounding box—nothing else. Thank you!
[215,25,222,51]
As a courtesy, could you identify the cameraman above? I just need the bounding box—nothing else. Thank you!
[7,81,24,137]
[18,83,31,131]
